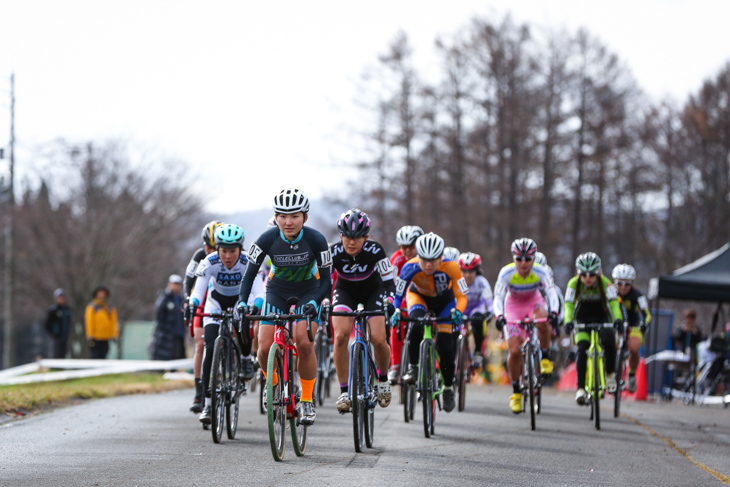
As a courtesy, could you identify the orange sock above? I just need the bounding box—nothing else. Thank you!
[300,378,315,403]
[262,370,278,386]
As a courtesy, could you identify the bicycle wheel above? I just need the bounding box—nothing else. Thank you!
[267,344,286,461]
[420,341,434,438]
[527,343,536,431]
[258,371,266,415]
[593,353,601,430]
[351,342,366,452]
[364,354,376,448]
[210,338,226,444]
[456,335,469,412]
[614,350,624,418]
[290,355,308,457]
[226,349,241,440]
[314,330,326,406]
[400,335,412,422]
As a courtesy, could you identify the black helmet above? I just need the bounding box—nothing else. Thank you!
[202,220,224,248]
[337,208,371,238]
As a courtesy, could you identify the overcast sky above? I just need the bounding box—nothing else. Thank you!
[1,1,729,215]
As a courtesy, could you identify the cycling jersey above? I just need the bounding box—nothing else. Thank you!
[564,274,623,324]
[331,240,396,297]
[493,263,559,318]
[618,286,651,327]
[239,226,332,315]
[393,258,467,313]
[390,249,408,275]
[464,275,494,317]
[183,247,207,299]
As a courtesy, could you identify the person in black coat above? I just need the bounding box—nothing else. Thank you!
[45,288,72,359]
[150,275,187,361]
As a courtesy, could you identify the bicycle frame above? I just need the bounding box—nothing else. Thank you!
[575,322,612,430]
[507,317,547,430]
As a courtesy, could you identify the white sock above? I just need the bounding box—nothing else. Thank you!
[205,397,211,407]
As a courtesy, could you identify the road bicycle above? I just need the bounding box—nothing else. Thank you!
[195,309,248,443]
[506,317,548,430]
[613,322,629,417]
[575,322,613,430]
[321,298,388,452]
[454,313,491,412]
[397,309,456,438]
[244,297,314,461]
[313,317,335,407]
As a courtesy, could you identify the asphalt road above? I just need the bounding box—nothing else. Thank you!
[1,384,729,487]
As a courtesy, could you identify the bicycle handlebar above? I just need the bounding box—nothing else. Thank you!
[245,312,315,342]
[395,307,456,324]
[505,317,549,326]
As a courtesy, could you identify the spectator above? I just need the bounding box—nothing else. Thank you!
[150,274,187,361]
[85,285,118,359]
[672,309,704,362]
[45,288,72,359]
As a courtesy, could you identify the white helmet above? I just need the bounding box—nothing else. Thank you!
[534,251,547,266]
[273,188,310,214]
[395,225,424,246]
[612,263,636,281]
[415,232,445,259]
[443,247,460,261]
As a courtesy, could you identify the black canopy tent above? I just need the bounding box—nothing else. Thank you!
[649,243,730,303]
[645,244,730,396]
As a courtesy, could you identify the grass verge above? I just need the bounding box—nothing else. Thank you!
[0,373,192,417]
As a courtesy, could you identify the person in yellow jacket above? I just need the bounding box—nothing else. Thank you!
[85,286,119,359]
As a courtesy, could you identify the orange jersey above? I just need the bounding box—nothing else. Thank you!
[393,257,467,312]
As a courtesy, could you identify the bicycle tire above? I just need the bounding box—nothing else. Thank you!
[314,330,326,406]
[258,372,266,415]
[290,350,308,457]
[457,335,468,412]
[226,348,241,439]
[420,341,434,438]
[593,352,601,430]
[614,350,624,418]
[364,354,376,448]
[527,342,536,431]
[351,342,366,452]
[267,344,286,461]
[400,335,412,422]
[210,338,226,444]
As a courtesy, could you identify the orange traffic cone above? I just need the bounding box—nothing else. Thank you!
[557,362,577,391]
[630,358,648,401]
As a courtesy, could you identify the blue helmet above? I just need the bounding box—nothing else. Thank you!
[215,224,245,248]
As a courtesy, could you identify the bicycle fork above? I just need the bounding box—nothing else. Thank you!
[586,333,606,398]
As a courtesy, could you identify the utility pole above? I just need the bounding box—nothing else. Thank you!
[3,73,15,369]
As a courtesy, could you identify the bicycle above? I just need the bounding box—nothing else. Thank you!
[321,298,388,452]
[397,308,456,438]
[245,297,314,461]
[506,317,547,430]
[613,323,629,418]
[395,316,416,423]
[454,313,491,412]
[574,322,612,430]
[195,309,249,443]
[313,319,334,407]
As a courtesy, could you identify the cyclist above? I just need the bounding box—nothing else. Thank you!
[387,225,424,384]
[183,220,224,413]
[237,188,332,425]
[443,246,460,262]
[458,252,494,370]
[612,263,651,393]
[534,252,565,326]
[330,208,396,412]
[564,252,624,405]
[188,224,264,423]
[392,232,467,412]
[493,238,559,414]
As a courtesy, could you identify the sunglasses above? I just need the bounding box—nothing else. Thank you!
[580,272,597,278]
[615,281,632,286]
[514,256,534,262]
